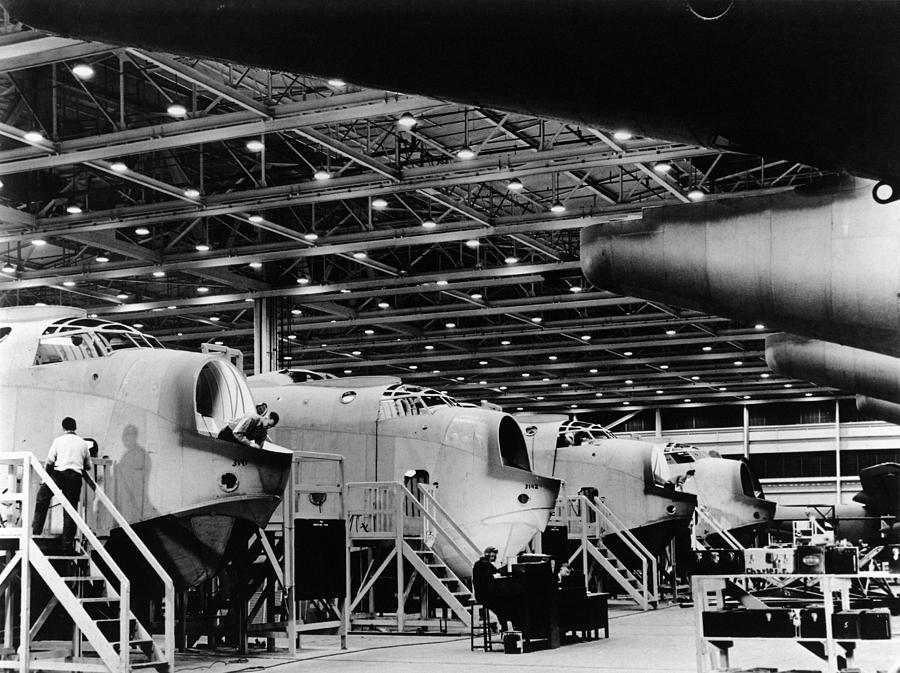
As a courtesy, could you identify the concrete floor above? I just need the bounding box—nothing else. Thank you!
[172,606,900,673]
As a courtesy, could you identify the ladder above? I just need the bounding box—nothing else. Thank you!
[346,482,480,629]
[692,502,744,551]
[0,453,174,673]
[565,495,659,610]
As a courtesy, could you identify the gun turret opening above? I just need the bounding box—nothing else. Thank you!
[499,416,530,470]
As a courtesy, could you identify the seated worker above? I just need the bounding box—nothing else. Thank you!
[472,546,525,631]
[218,410,279,449]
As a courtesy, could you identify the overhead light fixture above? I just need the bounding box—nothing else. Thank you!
[66,204,82,214]
[23,130,44,142]
[248,215,264,223]
[377,301,390,309]
[720,387,727,391]
[656,390,663,394]
[197,286,209,293]
[303,233,319,241]
[436,279,448,286]
[183,188,201,198]
[166,103,188,118]
[504,256,519,265]
[623,401,631,406]
[133,323,143,329]
[743,395,751,400]
[507,177,524,191]
[245,139,265,152]
[684,398,692,403]
[595,392,603,397]
[425,345,434,350]
[548,355,557,361]
[397,112,417,128]
[479,360,488,365]
[612,130,632,141]
[409,365,418,370]
[371,197,388,209]
[352,251,368,259]
[364,329,375,335]
[589,369,598,373]
[457,146,476,160]
[31,238,47,246]
[760,373,770,378]
[152,270,166,278]
[351,350,362,355]
[625,379,633,384]
[666,329,676,335]
[116,292,129,299]
[702,345,713,352]
[135,227,150,236]
[653,161,672,173]
[110,161,128,173]
[71,63,95,79]
[313,168,331,181]
[687,185,705,201]
[550,200,566,213]
[445,322,456,328]
[296,276,310,284]
[470,293,483,300]
[521,373,530,377]
[500,340,511,345]
[691,376,700,380]
[784,383,793,388]
[754,323,766,330]
[659,364,669,369]
[421,218,437,228]
[569,286,582,293]
[340,288,352,294]
[2,262,15,273]
[327,78,346,88]
[465,239,479,248]
[195,243,210,252]
[581,335,591,341]
[209,316,220,322]
[62,280,76,287]
[531,317,542,323]
[623,351,633,356]
[249,262,262,269]
[805,392,813,397]
[734,360,744,366]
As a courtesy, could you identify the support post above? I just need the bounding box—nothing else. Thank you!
[834,400,842,503]
[654,408,662,438]
[395,486,405,632]
[19,465,31,673]
[742,405,750,460]
[282,478,297,655]
[253,297,277,375]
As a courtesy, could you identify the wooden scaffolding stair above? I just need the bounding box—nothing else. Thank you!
[0,453,174,673]
[562,495,659,611]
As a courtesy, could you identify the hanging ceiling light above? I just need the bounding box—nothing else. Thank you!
[183,187,201,198]
[550,200,566,213]
[31,238,47,246]
[2,262,15,273]
[23,130,44,142]
[166,102,188,118]
[612,130,633,141]
[327,78,346,88]
[296,276,310,284]
[397,112,417,128]
[248,215,264,223]
[421,218,437,228]
[71,63,95,79]
[95,253,109,263]
[110,161,128,173]
[457,146,476,160]
[313,168,331,181]
[465,239,480,248]
[457,107,475,160]
[66,203,83,214]
[352,252,368,259]
[687,185,705,201]
[371,197,388,209]
[507,177,524,191]
[653,160,673,173]
[303,232,319,241]
[504,256,519,265]
[152,270,166,278]
[135,227,150,236]
[245,139,265,152]
[195,243,210,252]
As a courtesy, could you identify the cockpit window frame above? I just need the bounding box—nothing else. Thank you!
[33,317,164,366]
[378,383,459,420]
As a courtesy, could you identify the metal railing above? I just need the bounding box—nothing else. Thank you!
[693,502,744,551]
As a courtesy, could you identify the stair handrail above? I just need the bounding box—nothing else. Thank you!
[23,453,132,672]
[415,484,482,562]
[694,501,743,551]
[578,495,658,599]
[83,472,175,672]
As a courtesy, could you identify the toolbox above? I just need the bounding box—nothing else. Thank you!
[794,545,826,574]
[743,547,795,574]
[823,546,858,574]
[693,548,745,574]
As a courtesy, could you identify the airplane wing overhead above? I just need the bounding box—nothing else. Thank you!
[852,462,900,516]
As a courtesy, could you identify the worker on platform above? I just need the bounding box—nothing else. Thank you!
[218,409,279,449]
[32,417,93,554]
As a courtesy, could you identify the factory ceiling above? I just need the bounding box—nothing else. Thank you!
[0,28,843,416]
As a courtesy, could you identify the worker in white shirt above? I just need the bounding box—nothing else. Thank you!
[218,410,279,449]
[32,417,93,554]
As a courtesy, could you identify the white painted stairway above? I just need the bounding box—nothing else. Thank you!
[0,453,174,673]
